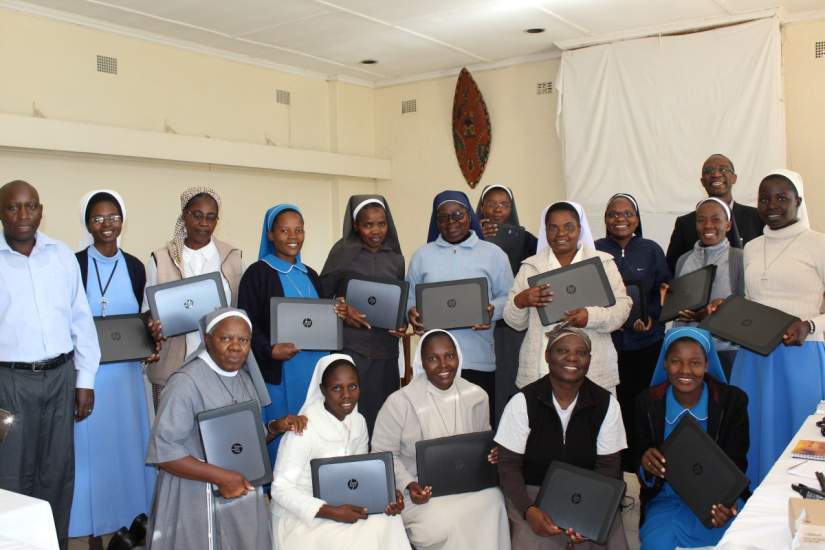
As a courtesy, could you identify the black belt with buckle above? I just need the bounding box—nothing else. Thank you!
[0,351,74,372]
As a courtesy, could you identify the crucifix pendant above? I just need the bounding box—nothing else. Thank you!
[100,296,108,315]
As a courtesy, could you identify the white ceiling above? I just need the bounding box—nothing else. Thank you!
[6,0,825,85]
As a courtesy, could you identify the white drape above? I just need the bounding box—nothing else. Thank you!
[557,17,785,248]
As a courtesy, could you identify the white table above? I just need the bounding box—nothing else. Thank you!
[0,490,59,550]
[717,414,823,550]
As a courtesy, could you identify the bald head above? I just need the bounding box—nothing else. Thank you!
[700,154,737,202]
[1,180,42,250]
[0,180,38,201]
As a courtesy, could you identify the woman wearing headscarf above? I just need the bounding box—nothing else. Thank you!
[504,201,631,394]
[70,190,156,550]
[146,308,291,550]
[144,187,243,406]
[726,170,825,486]
[371,329,510,550]
[495,326,628,549]
[476,185,539,425]
[319,195,406,435]
[635,327,748,549]
[271,354,409,549]
[238,204,341,466]
[595,193,670,471]
[407,190,514,414]
[668,197,744,379]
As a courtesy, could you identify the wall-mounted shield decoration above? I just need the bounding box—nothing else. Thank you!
[452,68,492,189]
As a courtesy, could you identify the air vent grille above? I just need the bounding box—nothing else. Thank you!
[536,81,553,95]
[401,99,417,114]
[276,89,291,105]
[96,55,117,75]
[816,41,825,59]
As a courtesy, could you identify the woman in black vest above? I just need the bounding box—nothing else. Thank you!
[495,326,629,549]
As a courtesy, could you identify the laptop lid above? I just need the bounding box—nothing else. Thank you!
[659,415,749,527]
[415,430,498,498]
[622,281,648,330]
[146,272,227,337]
[311,452,395,514]
[197,401,272,492]
[527,257,616,326]
[535,461,626,545]
[270,298,343,351]
[94,313,155,364]
[488,224,524,250]
[415,277,489,330]
[659,265,716,323]
[698,294,799,356]
[344,277,409,330]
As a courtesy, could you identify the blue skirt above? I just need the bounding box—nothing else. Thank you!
[68,362,156,536]
[730,342,825,487]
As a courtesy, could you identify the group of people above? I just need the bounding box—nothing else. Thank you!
[0,151,823,550]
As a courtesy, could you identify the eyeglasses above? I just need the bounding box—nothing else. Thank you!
[483,201,512,210]
[605,210,636,220]
[702,166,735,175]
[186,210,219,223]
[89,214,122,225]
[436,210,467,224]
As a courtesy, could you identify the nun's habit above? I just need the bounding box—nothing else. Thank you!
[319,195,406,434]
[474,184,538,275]
[271,354,410,549]
[371,330,511,550]
[146,308,272,550]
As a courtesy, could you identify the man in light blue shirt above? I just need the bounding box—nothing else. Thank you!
[0,180,100,550]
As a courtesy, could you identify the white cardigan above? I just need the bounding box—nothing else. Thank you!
[503,246,632,390]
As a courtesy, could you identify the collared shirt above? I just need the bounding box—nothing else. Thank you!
[0,231,100,388]
[664,383,709,436]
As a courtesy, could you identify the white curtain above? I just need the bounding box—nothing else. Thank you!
[556,17,785,248]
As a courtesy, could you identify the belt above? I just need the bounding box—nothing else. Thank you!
[0,351,74,372]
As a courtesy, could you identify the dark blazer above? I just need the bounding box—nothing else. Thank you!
[634,377,749,524]
[76,247,146,308]
[665,202,763,272]
[237,260,322,386]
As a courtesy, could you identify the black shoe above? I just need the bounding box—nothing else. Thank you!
[106,527,136,550]
[128,513,148,545]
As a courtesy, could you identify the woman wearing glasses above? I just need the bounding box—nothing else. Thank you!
[595,194,670,471]
[70,190,156,550]
[143,187,243,408]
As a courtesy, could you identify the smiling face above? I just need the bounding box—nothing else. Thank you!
[354,205,388,252]
[700,155,737,201]
[267,210,305,263]
[545,209,581,257]
[604,197,639,241]
[421,332,460,391]
[664,339,707,398]
[480,189,512,226]
[545,334,591,385]
[183,194,219,248]
[86,199,123,247]
[0,181,42,247]
[757,176,802,230]
[321,362,360,421]
[436,201,471,243]
[695,201,731,246]
[205,317,252,373]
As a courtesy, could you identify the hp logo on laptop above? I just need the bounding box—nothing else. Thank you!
[231,443,243,455]
[452,459,465,471]
[184,299,194,309]
[566,285,577,295]
[347,479,359,490]
[571,492,582,504]
[692,462,704,476]
[447,299,457,308]
[110,332,121,341]
[303,318,313,328]
[368,296,377,305]
[741,319,753,327]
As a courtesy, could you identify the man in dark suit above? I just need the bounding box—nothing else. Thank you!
[665,154,764,272]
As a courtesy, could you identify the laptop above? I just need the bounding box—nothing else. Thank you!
[488,224,525,250]
[270,298,342,351]
[94,313,155,364]
[344,277,409,330]
[623,281,648,330]
[659,265,716,323]
[146,272,227,337]
[699,294,799,356]
[197,401,272,495]
[527,257,616,326]
[659,415,749,527]
[535,461,626,545]
[415,277,489,330]
[311,452,396,514]
[415,430,498,498]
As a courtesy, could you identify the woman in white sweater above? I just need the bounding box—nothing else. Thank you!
[504,201,632,393]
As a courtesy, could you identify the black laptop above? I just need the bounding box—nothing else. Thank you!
[535,461,626,545]
[699,294,799,356]
[344,276,409,330]
[527,257,616,326]
[659,415,749,527]
[311,452,396,514]
[146,272,227,337]
[623,281,648,330]
[94,313,155,364]
[659,265,716,323]
[415,277,489,330]
[415,431,498,498]
[488,224,524,250]
[270,298,343,351]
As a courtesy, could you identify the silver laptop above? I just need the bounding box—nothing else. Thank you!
[415,277,490,330]
[197,401,272,493]
[344,277,409,330]
[94,313,155,364]
[311,452,395,514]
[270,298,343,350]
[146,272,227,337]
[527,257,616,326]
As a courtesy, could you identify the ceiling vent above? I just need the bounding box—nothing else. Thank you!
[536,81,553,95]
[401,99,417,114]
[276,89,291,105]
[96,55,117,75]
[816,41,825,59]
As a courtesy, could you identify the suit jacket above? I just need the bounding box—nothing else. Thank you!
[665,202,763,272]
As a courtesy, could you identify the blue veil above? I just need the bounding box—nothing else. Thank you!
[426,190,484,243]
[258,203,304,270]
[650,327,727,386]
